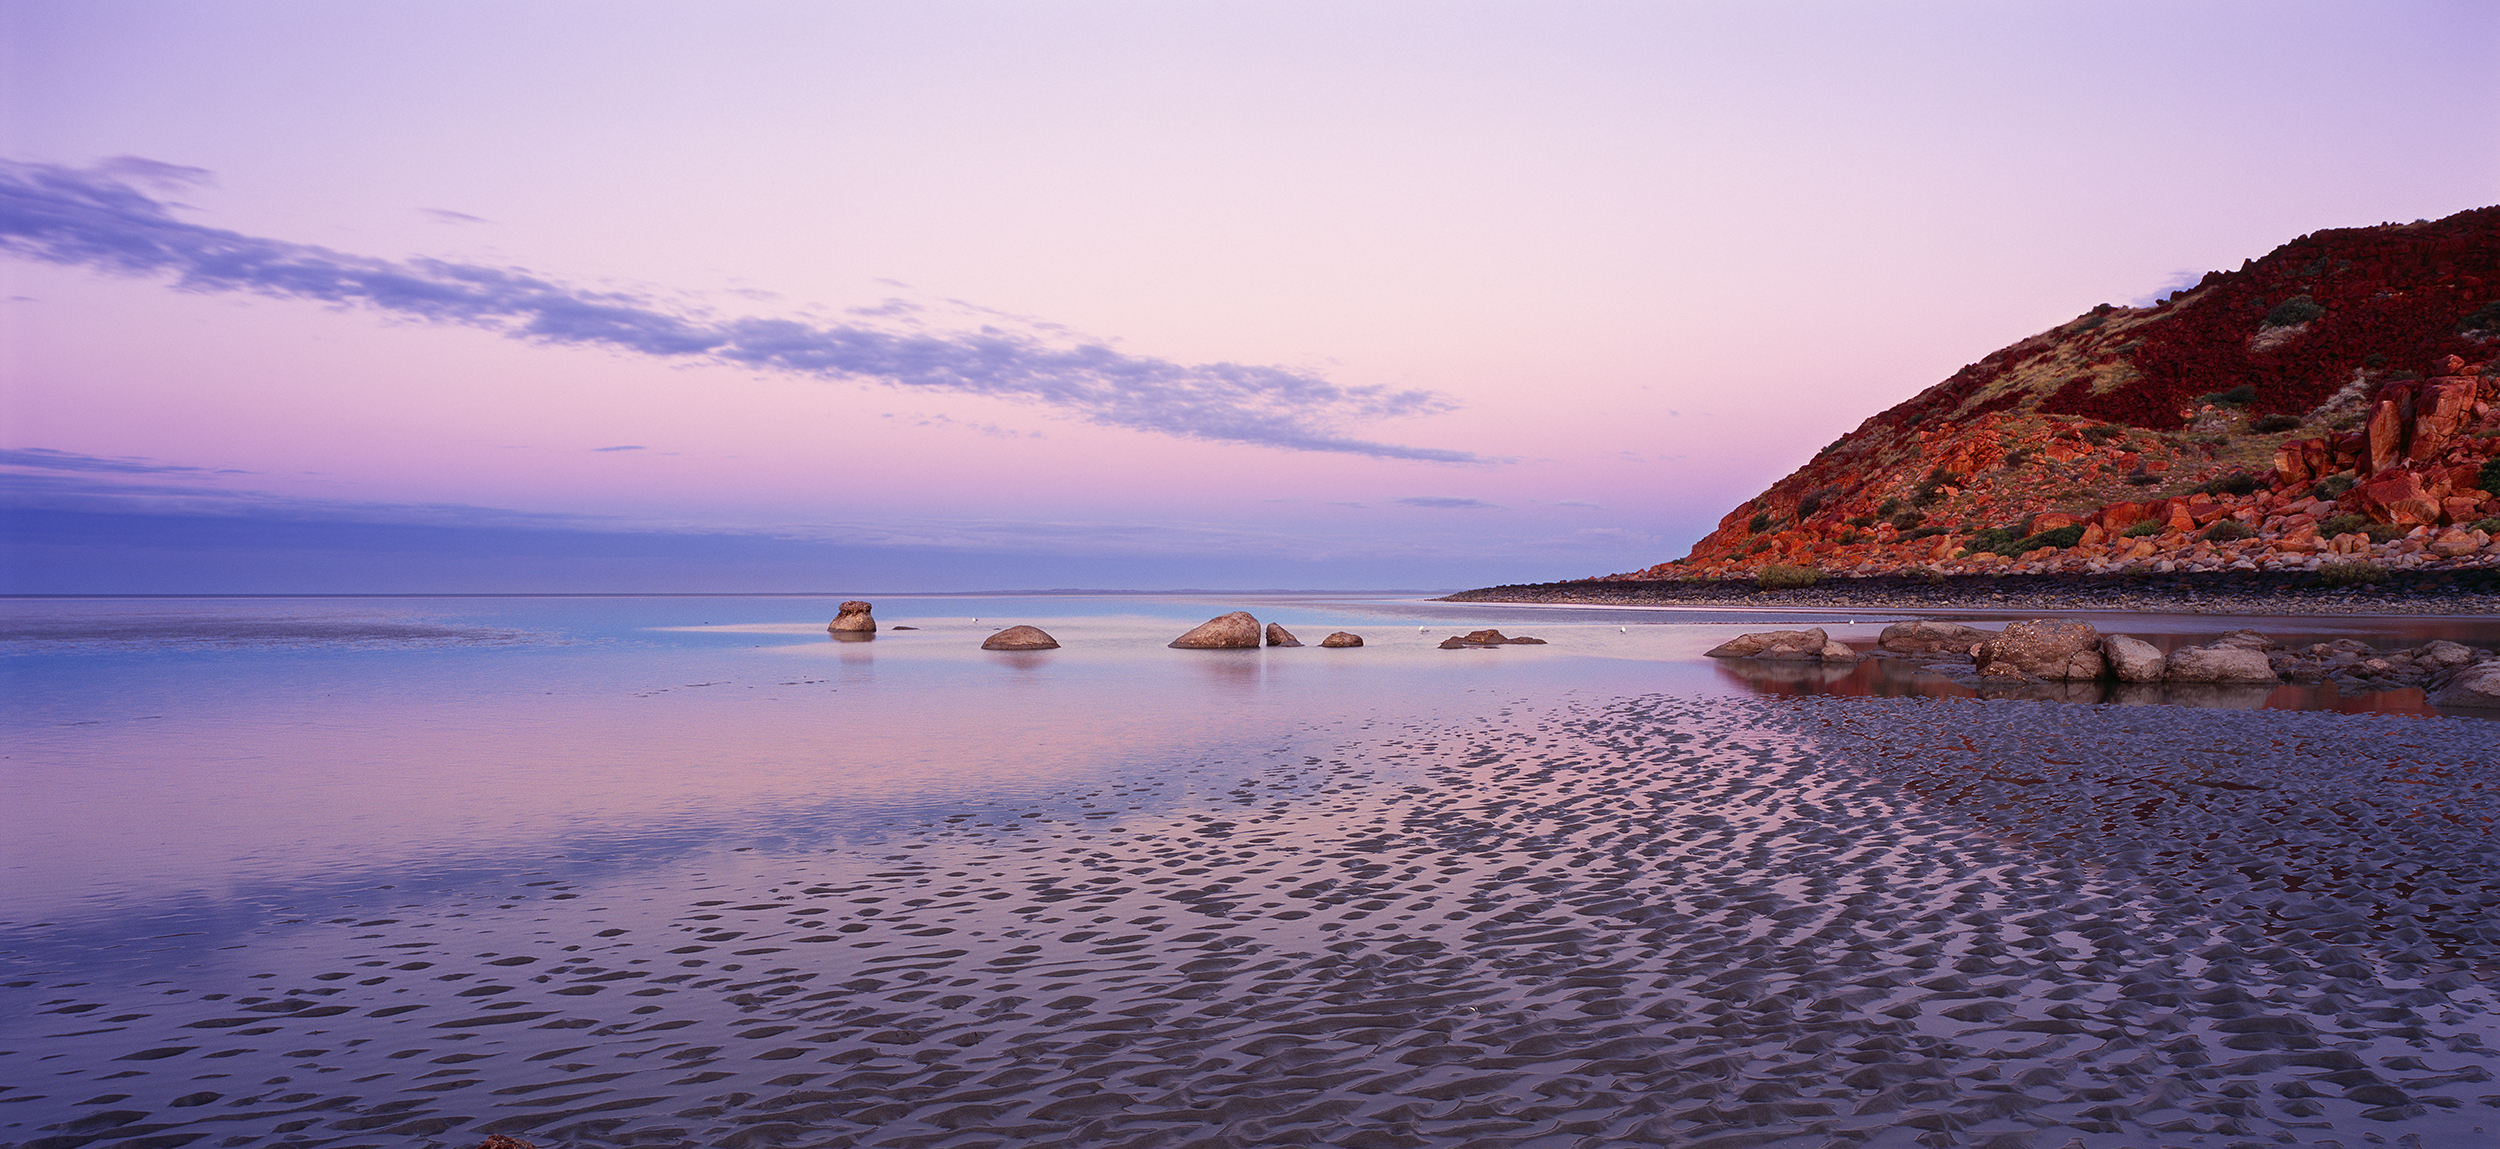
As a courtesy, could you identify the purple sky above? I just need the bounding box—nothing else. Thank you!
[6,1,2498,592]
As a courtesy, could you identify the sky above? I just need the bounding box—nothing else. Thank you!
[4,1,2497,593]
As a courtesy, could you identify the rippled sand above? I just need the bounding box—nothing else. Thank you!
[6,695,2497,1149]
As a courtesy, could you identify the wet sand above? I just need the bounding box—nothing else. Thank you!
[5,694,2497,1149]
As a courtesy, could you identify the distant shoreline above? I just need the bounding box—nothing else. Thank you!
[1441,569,2500,617]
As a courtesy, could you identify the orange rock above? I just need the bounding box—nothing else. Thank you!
[2441,497,2483,524]
[2409,380,2478,463]
[2367,395,2409,473]
[2360,470,2443,526]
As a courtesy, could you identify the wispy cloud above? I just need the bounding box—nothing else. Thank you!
[1395,496,1498,510]
[0,158,1483,463]
[590,444,645,452]
[0,446,246,475]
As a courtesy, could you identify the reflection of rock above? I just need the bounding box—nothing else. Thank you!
[828,600,877,632]
[1876,620,1997,655]
[981,625,1060,650]
[1438,629,1547,649]
[2164,644,2280,683]
[2151,682,2280,710]
[2432,660,2500,708]
[1974,619,2104,680]
[1170,612,1261,649]
[1975,678,2107,705]
[1711,658,1857,687]
[1265,623,1303,647]
[1319,631,1365,647]
[1706,628,1834,660]
[2101,634,2166,683]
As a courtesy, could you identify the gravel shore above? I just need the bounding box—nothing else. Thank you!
[1444,567,2500,616]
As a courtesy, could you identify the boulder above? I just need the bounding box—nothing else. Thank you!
[2432,659,2500,708]
[1876,620,1998,655]
[1319,631,1364,648]
[2414,640,2481,670]
[1973,619,2105,680]
[1706,628,1832,660]
[2211,628,2279,651]
[827,600,877,633]
[2102,634,2166,683]
[981,625,1060,650]
[1818,640,1860,663]
[1265,623,1303,647]
[1439,629,1548,649]
[2163,644,2280,684]
[1170,612,1261,649]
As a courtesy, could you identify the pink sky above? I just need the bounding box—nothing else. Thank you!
[6,1,2498,590]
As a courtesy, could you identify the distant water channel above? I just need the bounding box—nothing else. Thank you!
[4,594,2496,1149]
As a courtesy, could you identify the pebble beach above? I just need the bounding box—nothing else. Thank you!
[7,686,2497,1149]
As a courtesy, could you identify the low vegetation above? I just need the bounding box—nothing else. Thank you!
[1755,564,1823,590]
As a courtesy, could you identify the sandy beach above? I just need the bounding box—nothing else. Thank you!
[7,688,2495,1149]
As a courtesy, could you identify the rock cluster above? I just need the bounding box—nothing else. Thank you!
[1168,613,1362,650]
[1437,629,1548,649]
[1854,618,2500,704]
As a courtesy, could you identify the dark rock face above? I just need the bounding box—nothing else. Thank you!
[1974,620,2105,680]
[1438,629,1547,649]
[1171,612,1261,649]
[1265,623,1303,647]
[828,601,877,633]
[1319,632,1364,648]
[980,625,1060,650]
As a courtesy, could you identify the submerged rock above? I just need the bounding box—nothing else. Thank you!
[1439,629,1547,649]
[981,625,1060,650]
[1974,619,2104,680]
[1170,612,1261,649]
[1265,623,1303,647]
[1319,631,1364,648]
[827,601,877,633]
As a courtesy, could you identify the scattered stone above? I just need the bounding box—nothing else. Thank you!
[2101,634,2167,683]
[1319,631,1365,647]
[1264,623,1303,647]
[1170,612,1261,649]
[827,600,877,633]
[1876,620,1998,654]
[1974,619,2105,680]
[2163,643,2281,684]
[1439,629,1547,649]
[980,625,1060,651]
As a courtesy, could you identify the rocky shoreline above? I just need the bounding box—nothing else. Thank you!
[1442,567,2500,615]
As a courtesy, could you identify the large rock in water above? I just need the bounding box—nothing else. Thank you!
[1974,620,2104,680]
[1706,628,1831,660]
[2432,659,2500,708]
[2164,643,2280,683]
[1439,629,1548,649]
[981,625,1059,650]
[1877,620,1997,655]
[828,600,877,632]
[1170,612,1261,649]
[2101,634,2167,683]
[1319,631,1364,647]
[1265,623,1303,647]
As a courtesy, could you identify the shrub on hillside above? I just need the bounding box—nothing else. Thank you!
[2126,471,2163,486]
[2312,474,2356,500]
[2261,296,2324,328]
[2481,458,2500,493]
[2316,560,2389,588]
[2123,520,2165,538]
[2199,384,2259,407]
[1748,512,1773,534]
[2204,520,2256,542]
[2195,472,2260,497]
[2249,414,2302,433]
[2318,513,2368,537]
[2471,517,2500,535]
[2364,523,2407,543]
[1756,564,1823,590]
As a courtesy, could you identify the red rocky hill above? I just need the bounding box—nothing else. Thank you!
[1614,205,2500,582]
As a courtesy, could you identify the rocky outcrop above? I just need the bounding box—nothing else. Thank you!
[2101,634,2166,683]
[981,625,1059,650]
[1706,628,1856,662]
[1579,206,2500,588]
[1265,623,1303,647]
[2272,636,2499,695]
[1170,612,1262,649]
[2163,643,2282,684]
[1319,631,1365,647]
[1974,620,2105,680]
[1439,629,1548,649]
[828,601,876,633]
[1876,620,1997,655]
[2432,659,2500,708]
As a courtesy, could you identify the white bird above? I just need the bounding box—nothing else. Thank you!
[1619,626,1627,633]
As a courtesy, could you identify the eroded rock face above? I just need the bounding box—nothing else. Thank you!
[980,625,1059,651]
[1877,620,1998,655]
[1974,619,2104,680]
[1170,612,1261,649]
[1439,629,1548,649]
[2164,644,2280,683]
[2102,634,2167,683]
[1265,623,1303,647]
[1319,631,1365,648]
[2432,660,2500,708]
[828,601,877,633]
[1705,628,1831,660]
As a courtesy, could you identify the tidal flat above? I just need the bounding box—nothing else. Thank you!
[3,596,2496,1149]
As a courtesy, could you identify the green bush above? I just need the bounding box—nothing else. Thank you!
[2081,424,2124,443]
[2001,446,2032,469]
[1966,525,2027,555]
[1906,525,1950,539]
[2457,299,2500,335]
[1967,522,2086,556]
[1756,564,1823,590]
[2260,295,2324,328]
[2126,472,2162,487]
[2364,523,2407,543]
[2195,472,2260,497]
[2470,517,2500,535]
[2122,519,2165,538]
[2316,560,2388,588]
[2203,520,2255,542]
[2249,414,2301,434]
[1748,512,1772,534]
[2317,513,2368,537]
[1876,497,1901,518]
[1889,510,1926,531]
[1845,514,1877,528]
[2311,474,2355,500]
[2199,384,2259,407]
[2481,458,2500,493]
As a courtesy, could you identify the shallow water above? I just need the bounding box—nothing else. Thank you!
[4,595,2497,1149]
